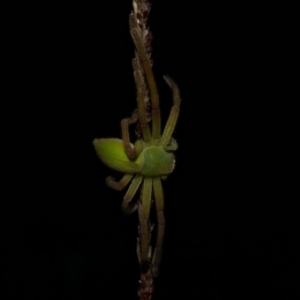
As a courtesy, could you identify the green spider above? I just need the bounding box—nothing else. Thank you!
[93,10,181,277]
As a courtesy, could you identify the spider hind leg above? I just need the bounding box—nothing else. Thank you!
[138,177,152,268]
[122,174,143,215]
[105,174,133,190]
[152,177,165,277]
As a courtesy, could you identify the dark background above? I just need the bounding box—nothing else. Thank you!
[2,1,298,299]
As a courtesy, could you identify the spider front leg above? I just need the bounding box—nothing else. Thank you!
[132,57,151,142]
[160,75,181,148]
[130,14,161,140]
[121,52,152,158]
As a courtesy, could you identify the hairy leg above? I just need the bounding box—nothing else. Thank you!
[152,177,165,277]
[130,14,161,140]
[138,177,152,270]
[132,57,151,142]
[106,174,133,190]
[160,75,181,149]
[122,174,143,214]
[121,109,144,159]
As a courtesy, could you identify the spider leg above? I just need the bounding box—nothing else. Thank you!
[122,174,143,214]
[165,137,178,151]
[138,177,152,270]
[160,75,181,149]
[130,14,161,140]
[132,57,151,142]
[121,109,143,159]
[152,177,165,277]
[106,174,133,190]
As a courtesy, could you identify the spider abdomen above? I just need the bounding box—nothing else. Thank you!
[140,146,175,177]
[93,138,143,173]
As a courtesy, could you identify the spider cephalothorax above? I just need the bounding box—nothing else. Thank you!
[93,0,181,291]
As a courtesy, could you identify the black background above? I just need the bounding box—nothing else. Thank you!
[1,1,298,299]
